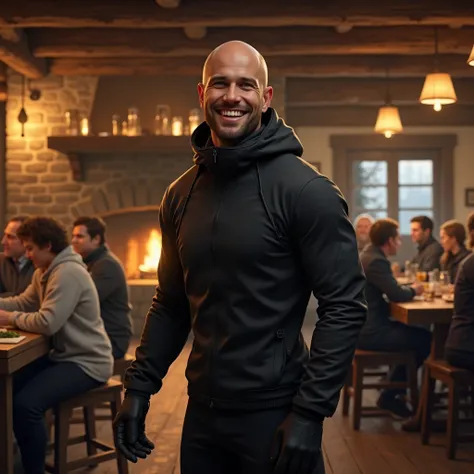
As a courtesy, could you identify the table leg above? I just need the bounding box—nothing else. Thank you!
[402,323,450,432]
[0,374,14,474]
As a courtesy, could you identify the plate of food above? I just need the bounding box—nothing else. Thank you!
[442,294,454,303]
[0,328,26,344]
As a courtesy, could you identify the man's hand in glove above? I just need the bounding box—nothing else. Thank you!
[271,411,323,474]
[113,390,155,463]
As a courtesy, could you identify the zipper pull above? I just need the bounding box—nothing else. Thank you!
[213,148,217,164]
[210,399,214,408]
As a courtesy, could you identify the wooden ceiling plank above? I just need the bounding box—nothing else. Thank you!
[0,1,473,28]
[30,26,474,58]
[49,55,474,78]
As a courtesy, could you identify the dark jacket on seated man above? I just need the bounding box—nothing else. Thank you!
[440,246,471,285]
[83,245,133,359]
[359,244,415,336]
[445,253,474,371]
[358,228,431,415]
[0,253,34,297]
[411,235,443,272]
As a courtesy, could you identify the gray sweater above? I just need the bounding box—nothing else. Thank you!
[0,246,113,383]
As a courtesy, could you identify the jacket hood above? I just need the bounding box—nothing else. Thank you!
[191,108,303,175]
[41,245,86,282]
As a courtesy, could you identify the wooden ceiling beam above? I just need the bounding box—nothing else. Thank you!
[287,104,474,127]
[155,0,180,7]
[1,1,474,28]
[49,55,474,78]
[30,26,474,58]
[0,28,47,78]
[286,77,474,105]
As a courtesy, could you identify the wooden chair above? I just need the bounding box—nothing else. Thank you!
[69,353,134,424]
[421,359,474,459]
[342,349,419,430]
[45,379,128,474]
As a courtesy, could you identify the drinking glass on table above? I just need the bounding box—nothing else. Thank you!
[439,271,451,295]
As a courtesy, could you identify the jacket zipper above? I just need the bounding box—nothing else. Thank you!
[209,147,221,408]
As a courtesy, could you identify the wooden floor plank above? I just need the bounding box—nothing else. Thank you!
[42,336,474,474]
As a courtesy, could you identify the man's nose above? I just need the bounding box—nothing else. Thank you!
[224,84,240,102]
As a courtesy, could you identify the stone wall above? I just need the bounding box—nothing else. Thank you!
[6,72,98,226]
[5,72,193,227]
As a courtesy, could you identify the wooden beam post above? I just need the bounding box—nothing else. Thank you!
[0,66,6,234]
[155,0,180,7]
[0,61,7,102]
[0,28,47,79]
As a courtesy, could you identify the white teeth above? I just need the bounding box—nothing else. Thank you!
[220,110,244,117]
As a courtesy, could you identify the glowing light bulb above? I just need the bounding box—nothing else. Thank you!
[384,130,393,138]
[433,101,442,112]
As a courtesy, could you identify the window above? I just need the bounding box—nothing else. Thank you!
[350,156,435,235]
[331,134,455,264]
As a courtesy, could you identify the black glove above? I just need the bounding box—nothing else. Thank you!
[113,390,155,463]
[271,411,323,474]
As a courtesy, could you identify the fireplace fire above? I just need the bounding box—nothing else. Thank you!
[139,229,162,276]
[125,227,162,280]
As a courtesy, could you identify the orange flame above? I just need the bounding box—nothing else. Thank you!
[138,229,162,273]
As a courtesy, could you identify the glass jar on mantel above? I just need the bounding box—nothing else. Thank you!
[127,107,141,136]
[188,108,201,135]
[171,116,183,136]
[64,109,80,136]
[154,105,171,136]
[112,114,120,136]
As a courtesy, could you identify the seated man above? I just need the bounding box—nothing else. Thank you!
[445,252,474,371]
[0,217,113,474]
[358,218,431,419]
[410,215,443,272]
[353,213,374,252]
[0,216,34,297]
[72,216,132,359]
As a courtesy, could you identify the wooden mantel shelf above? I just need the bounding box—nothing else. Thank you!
[47,135,193,180]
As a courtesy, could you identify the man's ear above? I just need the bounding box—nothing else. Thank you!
[262,86,273,112]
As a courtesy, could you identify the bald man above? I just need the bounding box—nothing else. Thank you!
[114,41,366,474]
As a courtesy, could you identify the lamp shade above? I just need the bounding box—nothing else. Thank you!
[374,105,403,138]
[468,45,474,66]
[419,72,457,111]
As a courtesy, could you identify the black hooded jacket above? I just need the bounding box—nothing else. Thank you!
[125,109,367,419]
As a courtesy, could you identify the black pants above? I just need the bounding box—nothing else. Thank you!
[358,321,432,399]
[445,348,474,372]
[13,355,102,474]
[180,399,325,474]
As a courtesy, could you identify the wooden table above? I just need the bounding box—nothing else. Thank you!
[391,298,454,429]
[0,331,50,474]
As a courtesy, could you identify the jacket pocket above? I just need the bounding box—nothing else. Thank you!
[272,329,287,386]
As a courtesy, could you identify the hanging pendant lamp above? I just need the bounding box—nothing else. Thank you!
[374,67,403,138]
[468,45,474,66]
[419,28,457,112]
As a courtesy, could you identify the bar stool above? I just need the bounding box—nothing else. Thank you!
[342,349,419,430]
[421,359,474,459]
[45,379,128,474]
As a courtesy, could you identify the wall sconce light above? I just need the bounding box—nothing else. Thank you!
[17,75,28,137]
